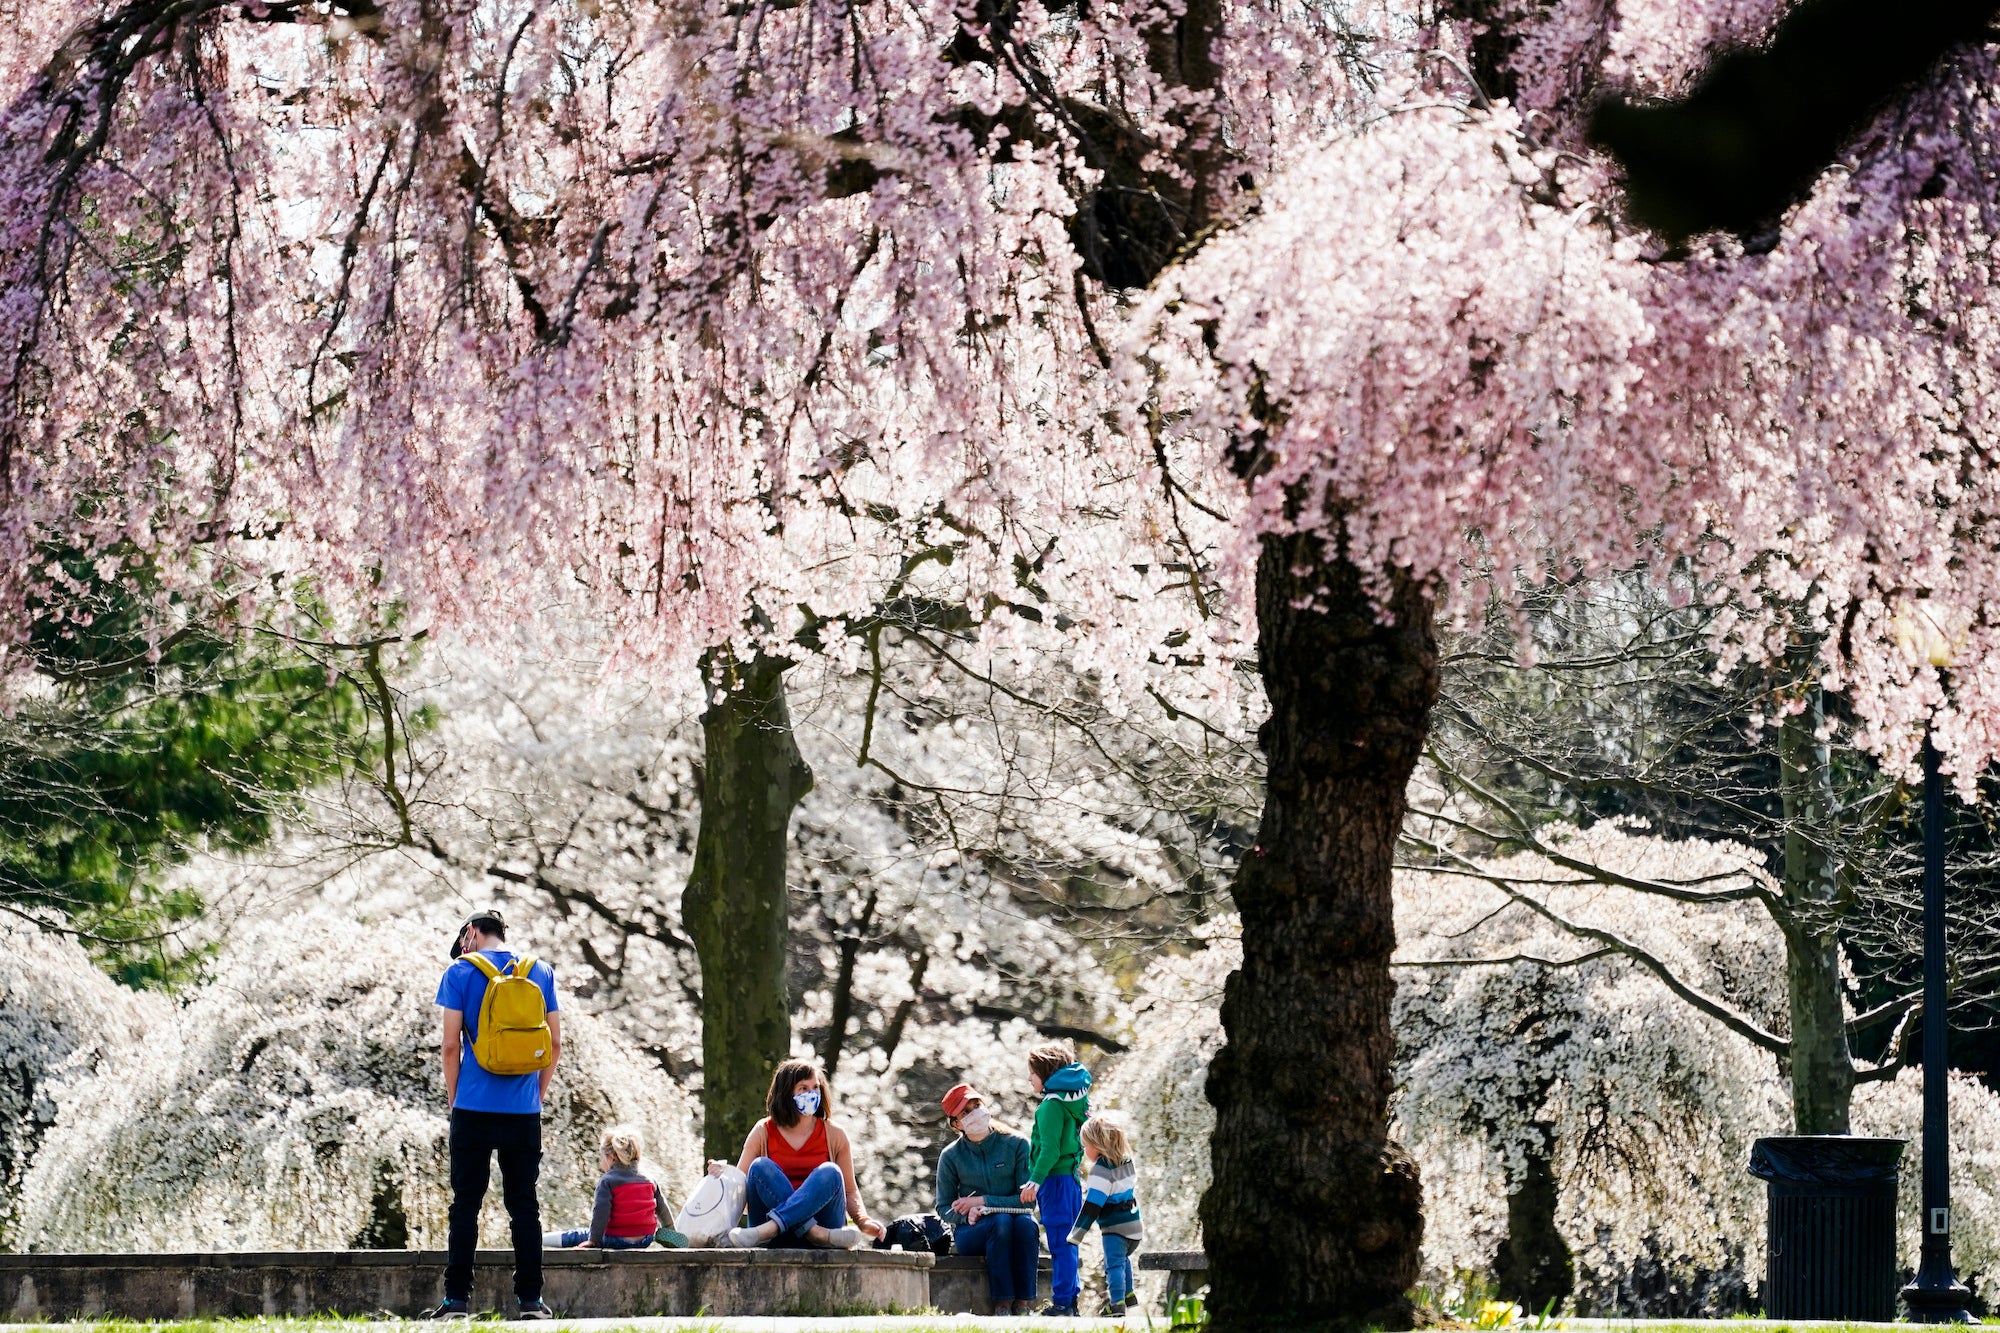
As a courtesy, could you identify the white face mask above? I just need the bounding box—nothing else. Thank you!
[960,1107,992,1140]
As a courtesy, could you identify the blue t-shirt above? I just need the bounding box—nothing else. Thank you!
[436,950,560,1115]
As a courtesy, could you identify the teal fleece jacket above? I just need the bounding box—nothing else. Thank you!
[1027,1062,1092,1183]
[934,1129,1033,1222]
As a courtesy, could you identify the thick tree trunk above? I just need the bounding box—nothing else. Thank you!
[1201,531,1435,1333]
[1777,678,1854,1134]
[683,652,814,1161]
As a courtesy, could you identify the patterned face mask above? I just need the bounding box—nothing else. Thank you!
[794,1088,822,1116]
[960,1107,992,1139]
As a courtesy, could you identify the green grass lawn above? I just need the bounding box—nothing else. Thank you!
[0,1312,1992,1320]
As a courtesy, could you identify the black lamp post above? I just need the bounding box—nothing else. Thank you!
[1899,734,1973,1324]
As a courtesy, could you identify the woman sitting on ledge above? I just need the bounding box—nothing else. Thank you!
[708,1059,888,1250]
[935,1082,1040,1315]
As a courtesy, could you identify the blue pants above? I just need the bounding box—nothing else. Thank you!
[1102,1232,1134,1303]
[747,1158,846,1237]
[953,1212,1041,1304]
[551,1230,653,1248]
[1036,1174,1082,1307]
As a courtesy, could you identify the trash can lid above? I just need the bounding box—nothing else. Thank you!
[1748,1135,1907,1183]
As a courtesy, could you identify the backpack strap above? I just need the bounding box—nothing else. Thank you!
[464,953,503,980]
[512,956,537,978]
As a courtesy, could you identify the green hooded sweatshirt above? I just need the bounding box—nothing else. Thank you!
[1027,1061,1092,1183]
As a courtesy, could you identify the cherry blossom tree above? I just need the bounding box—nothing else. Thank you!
[195,641,1162,1217]
[0,918,163,1247]
[12,0,2000,1320]
[1415,575,2000,1140]
[9,912,702,1252]
[1102,843,2000,1315]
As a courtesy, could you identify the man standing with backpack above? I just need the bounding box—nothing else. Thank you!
[423,909,563,1320]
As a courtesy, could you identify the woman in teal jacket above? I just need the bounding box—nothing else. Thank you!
[935,1083,1039,1315]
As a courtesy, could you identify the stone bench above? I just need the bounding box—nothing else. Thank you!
[1,1248,936,1320]
[1137,1249,1209,1314]
[928,1253,1053,1313]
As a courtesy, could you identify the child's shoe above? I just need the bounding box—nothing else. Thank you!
[1103,1300,1126,1317]
[1040,1303,1078,1317]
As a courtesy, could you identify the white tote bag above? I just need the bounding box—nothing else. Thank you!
[676,1165,748,1246]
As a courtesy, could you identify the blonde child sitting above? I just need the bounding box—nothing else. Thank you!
[1065,1116,1144,1316]
[544,1126,686,1249]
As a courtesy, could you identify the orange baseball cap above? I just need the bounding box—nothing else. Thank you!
[940,1083,982,1119]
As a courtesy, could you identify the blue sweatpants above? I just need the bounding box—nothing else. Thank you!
[1036,1174,1082,1307]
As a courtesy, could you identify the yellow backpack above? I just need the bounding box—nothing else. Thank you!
[465,954,554,1075]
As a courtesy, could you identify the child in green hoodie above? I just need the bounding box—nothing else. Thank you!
[1018,1040,1092,1315]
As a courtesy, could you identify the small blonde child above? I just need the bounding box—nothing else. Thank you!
[544,1125,687,1250]
[1066,1115,1144,1316]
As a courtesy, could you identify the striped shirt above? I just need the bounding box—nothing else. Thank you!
[1067,1154,1143,1244]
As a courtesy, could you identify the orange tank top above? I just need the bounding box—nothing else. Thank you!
[764,1116,830,1189]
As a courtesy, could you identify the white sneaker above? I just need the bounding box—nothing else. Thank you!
[723,1226,766,1248]
[819,1226,865,1249]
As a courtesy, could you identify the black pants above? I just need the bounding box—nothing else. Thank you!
[445,1108,543,1303]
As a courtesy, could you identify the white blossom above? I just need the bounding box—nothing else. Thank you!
[13,914,699,1252]
[0,921,167,1246]
[1097,827,2000,1312]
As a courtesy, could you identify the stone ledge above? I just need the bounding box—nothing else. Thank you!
[927,1255,1053,1314]
[2,1249,938,1320]
[0,1249,932,1270]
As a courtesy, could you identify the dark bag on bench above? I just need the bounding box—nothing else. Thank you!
[874,1213,952,1255]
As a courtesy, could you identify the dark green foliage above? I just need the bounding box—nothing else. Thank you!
[3,548,376,984]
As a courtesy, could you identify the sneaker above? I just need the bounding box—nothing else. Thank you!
[720,1225,766,1248]
[513,1300,555,1321]
[419,1299,473,1320]
[655,1228,690,1249]
[818,1226,865,1250]
[1040,1303,1079,1317]
[1103,1300,1126,1317]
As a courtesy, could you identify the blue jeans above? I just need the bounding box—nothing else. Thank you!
[1036,1174,1082,1307]
[953,1212,1041,1304]
[747,1157,846,1237]
[1102,1232,1134,1303]
[551,1230,653,1248]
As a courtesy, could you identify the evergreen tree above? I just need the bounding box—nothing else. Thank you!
[2,548,379,983]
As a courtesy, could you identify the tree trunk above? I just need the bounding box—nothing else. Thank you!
[1493,1139,1574,1315]
[1777,674,1854,1134]
[683,651,814,1161]
[1201,531,1435,1333]
[822,887,879,1081]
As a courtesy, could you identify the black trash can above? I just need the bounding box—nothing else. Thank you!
[1749,1135,1906,1321]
